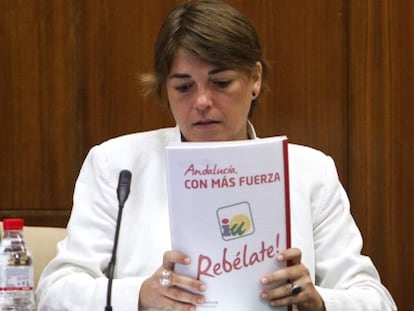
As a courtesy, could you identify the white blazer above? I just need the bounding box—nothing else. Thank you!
[36,126,396,310]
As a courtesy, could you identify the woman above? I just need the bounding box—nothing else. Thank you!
[36,1,396,310]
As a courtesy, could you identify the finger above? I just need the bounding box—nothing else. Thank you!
[269,293,300,308]
[261,281,294,300]
[278,248,302,266]
[261,263,307,286]
[262,278,308,308]
[154,294,198,311]
[162,250,191,269]
[260,248,302,286]
[167,271,206,293]
[265,280,324,311]
[144,271,204,311]
[164,285,206,306]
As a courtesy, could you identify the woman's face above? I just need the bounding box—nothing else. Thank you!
[166,50,262,142]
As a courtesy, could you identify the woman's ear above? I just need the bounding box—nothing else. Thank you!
[252,61,263,97]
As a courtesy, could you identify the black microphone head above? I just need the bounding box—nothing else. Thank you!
[117,170,132,206]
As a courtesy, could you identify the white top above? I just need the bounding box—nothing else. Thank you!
[36,125,396,311]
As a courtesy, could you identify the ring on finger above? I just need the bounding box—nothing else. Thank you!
[159,269,173,287]
[290,283,302,296]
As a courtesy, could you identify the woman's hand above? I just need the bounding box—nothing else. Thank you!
[260,248,325,311]
[138,250,206,311]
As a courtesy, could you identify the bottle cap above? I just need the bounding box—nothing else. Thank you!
[3,218,24,230]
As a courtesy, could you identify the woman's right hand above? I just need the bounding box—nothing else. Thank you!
[138,250,206,311]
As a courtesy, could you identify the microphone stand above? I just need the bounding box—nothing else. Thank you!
[105,170,131,311]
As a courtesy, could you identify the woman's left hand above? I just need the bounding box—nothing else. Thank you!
[260,248,325,311]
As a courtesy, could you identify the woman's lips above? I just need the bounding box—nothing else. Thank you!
[193,120,219,126]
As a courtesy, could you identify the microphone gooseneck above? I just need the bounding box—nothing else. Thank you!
[105,170,132,311]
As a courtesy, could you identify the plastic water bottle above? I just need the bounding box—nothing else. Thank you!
[0,218,35,311]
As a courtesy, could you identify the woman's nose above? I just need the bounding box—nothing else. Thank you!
[193,88,213,112]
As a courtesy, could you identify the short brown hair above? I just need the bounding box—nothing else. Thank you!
[141,0,269,116]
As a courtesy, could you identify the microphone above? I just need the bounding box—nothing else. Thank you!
[105,170,132,311]
[117,170,132,206]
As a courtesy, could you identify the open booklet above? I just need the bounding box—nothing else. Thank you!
[166,136,291,311]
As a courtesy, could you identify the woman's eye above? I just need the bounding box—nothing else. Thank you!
[212,80,232,89]
[175,83,193,93]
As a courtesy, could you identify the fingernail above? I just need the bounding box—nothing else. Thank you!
[184,257,191,264]
[261,292,268,299]
[277,254,283,261]
[197,297,205,304]
[199,284,207,291]
[261,277,268,284]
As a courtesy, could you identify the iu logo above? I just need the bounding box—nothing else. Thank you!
[216,201,255,241]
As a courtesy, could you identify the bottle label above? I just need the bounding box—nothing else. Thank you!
[0,266,34,291]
